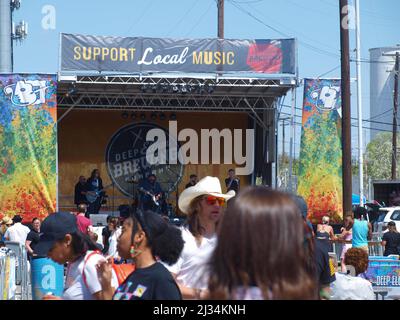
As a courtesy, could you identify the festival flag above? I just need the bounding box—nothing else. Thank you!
[0,74,57,222]
[298,79,343,223]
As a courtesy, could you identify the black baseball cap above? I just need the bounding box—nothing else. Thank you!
[35,212,78,257]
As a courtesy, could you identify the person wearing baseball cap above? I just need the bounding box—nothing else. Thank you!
[164,176,235,299]
[36,212,118,300]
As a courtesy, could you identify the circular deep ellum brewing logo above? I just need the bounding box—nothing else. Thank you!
[105,123,184,198]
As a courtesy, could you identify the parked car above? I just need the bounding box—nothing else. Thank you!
[374,207,400,234]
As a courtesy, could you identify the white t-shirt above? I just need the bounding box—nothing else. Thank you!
[330,272,375,300]
[107,227,122,258]
[63,251,118,300]
[4,223,30,244]
[164,227,216,290]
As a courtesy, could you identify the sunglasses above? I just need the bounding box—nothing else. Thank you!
[205,195,226,206]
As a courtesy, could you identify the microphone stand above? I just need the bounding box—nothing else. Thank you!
[112,181,115,214]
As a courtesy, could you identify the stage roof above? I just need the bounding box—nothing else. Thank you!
[57,74,297,115]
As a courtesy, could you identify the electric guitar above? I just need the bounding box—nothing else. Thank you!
[138,187,161,206]
[86,184,113,204]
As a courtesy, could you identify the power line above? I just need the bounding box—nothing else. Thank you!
[320,0,399,23]
[246,2,339,53]
[280,104,399,126]
[227,0,341,59]
[231,0,265,3]
[317,65,341,78]
[166,0,199,36]
[126,1,156,35]
[368,108,394,121]
[280,111,398,133]
[184,1,214,37]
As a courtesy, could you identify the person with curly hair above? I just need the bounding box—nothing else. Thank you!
[330,247,374,300]
[96,209,184,300]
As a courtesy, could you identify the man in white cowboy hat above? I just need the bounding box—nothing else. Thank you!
[165,176,234,299]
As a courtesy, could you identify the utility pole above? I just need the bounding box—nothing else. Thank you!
[218,0,224,38]
[340,0,353,216]
[0,0,12,72]
[282,121,286,156]
[392,52,399,180]
[355,0,364,206]
[288,88,296,193]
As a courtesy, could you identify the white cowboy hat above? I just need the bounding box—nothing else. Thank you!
[178,176,235,215]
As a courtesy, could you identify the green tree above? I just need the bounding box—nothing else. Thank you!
[365,132,400,180]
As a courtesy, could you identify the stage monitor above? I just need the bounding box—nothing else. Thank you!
[90,214,108,226]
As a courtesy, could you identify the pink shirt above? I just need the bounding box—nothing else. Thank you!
[76,214,92,235]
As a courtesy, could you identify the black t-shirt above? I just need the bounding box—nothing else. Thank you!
[185,182,195,189]
[314,239,336,287]
[26,230,40,255]
[225,178,240,193]
[74,182,87,205]
[382,231,400,256]
[113,262,181,300]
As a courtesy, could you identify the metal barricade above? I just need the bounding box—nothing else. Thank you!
[0,247,17,300]
[331,239,384,257]
[4,242,29,300]
[0,252,5,299]
[368,241,384,256]
[330,241,344,262]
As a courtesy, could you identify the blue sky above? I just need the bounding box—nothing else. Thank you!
[12,0,400,156]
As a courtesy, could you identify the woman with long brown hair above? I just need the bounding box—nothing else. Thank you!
[165,176,235,299]
[208,186,318,300]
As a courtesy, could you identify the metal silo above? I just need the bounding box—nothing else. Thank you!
[369,45,400,140]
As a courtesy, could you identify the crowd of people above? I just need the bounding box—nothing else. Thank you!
[0,174,398,300]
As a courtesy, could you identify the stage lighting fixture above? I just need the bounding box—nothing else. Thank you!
[170,113,177,121]
[150,113,157,121]
[172,85,179,93]
[159,113,166,120]
[150,84,158,93]
[191,84,199,93]
[121,111,129,119]
[198,84,205,94]
[130,112,137,120]
[204,84,215,94]
[65,84,77,97]
[141,84,149,93]
[180,84,188,94]
[161,83,169,93]
[140,113,146,121]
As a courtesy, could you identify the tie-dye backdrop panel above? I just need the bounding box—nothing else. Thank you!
[0,74,57,222]
[298,78,343,224]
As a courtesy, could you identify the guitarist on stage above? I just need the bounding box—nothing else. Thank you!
[138,174,164,213]
[85,169,105,217]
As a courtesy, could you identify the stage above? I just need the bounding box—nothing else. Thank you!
[56,74,297,214]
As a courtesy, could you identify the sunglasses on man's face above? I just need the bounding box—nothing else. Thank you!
[205,196,226,206]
